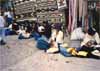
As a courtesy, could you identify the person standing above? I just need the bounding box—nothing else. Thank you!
[4,9,13,27]
[0,12,6,45]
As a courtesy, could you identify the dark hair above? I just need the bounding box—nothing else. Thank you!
[26,26,32,33]
[54,23,62,31]
[88,28,96,36]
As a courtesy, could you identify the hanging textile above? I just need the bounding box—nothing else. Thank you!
[68,0,88,33]
[71,0,78,32]
[78,0,88,32]
[68,0,72,33]
[68,0,78,33]
[82,0,88,32]
[79,0,83,21]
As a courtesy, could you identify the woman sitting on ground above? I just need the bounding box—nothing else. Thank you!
[30,22,41,40]
[66,28,100,59]
[76,27,100,59]
[36,23,64,52]
[46,23,64,53]
[36,26,50,50]
[81,27,100,46]
[55,28,100,59]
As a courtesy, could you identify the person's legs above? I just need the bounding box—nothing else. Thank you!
[59,46,72,57]
[0,28,6,45]
[0,28,2,41]
[33,32,41,40]
[36,37,50,50]
[2,28,6,41]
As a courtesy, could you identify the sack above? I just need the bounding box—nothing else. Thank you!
[46,47,59,53]
[77,51,88,57]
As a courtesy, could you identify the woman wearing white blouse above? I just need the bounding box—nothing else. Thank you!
[49,23,64,49]
[81,28,100,46]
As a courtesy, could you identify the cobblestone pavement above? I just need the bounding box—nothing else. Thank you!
[0,36,100,71]
[0,36,38,70]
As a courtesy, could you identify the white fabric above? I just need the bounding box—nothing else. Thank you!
[17,29,25,34]
[71,27,85,40]
[0,16,5,28]
[22,33,30,38]
[81,33,100,46]
[38,26,45,32]
[51,29,64,44]
[94,33,100,44]
[4,11,12,18]
[46,47,59,54]
[8,24,12,29]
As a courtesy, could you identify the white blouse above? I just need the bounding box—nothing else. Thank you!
[51,29,64,44]
[81,33,100,46]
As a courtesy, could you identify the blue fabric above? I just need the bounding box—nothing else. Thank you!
[5,29,18,36]
[59,47,72,57]
[6,18,13,26]
[36,36,50,50]
[5,29,11,36]
[31,32,41,40]
[0,28,5,41]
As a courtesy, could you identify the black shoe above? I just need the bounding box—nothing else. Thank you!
[0,40,6,45]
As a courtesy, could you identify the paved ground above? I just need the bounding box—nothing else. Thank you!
[0,36,100,71]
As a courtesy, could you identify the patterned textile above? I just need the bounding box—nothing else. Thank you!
[68,0,78,33]
[68,0,88,33]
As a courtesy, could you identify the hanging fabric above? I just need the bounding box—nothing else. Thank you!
[82,0,88,32]
[68,0,72,33]
[79,0,83,22]
[68,0,78,33]
[71,0,78,32]
[68,0,88,33]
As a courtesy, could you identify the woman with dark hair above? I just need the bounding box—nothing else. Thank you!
[75,27,100,59]
[30,21,41,40]
[81,27,100,46]
[46,23,64,53]
[43,21,52,39]
[34,21,40,33]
